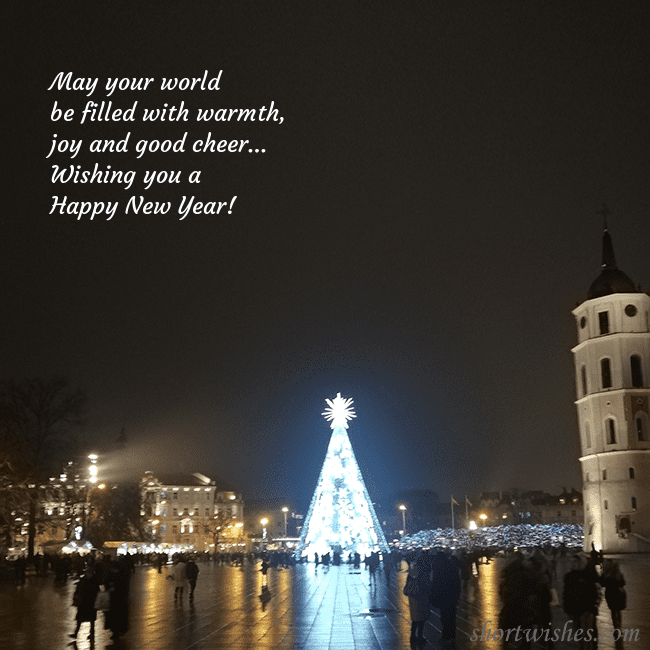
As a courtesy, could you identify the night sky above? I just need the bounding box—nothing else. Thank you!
[6,3,650,510]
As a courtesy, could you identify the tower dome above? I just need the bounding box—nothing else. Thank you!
[587,224,638,299]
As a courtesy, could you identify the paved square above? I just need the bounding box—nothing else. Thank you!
[1,556,648,649]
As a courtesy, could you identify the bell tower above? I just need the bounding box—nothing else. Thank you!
[572,222,650,552]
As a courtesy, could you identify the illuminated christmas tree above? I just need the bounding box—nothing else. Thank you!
[295,393,389,559]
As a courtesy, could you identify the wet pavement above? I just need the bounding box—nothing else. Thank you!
[1,556,648,649]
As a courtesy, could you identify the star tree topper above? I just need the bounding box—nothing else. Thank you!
[322,392,356,429]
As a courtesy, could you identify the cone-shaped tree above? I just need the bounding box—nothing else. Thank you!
[295,393,388,559]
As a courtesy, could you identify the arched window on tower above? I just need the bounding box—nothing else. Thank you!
[599,311,610,334]
[631,355,643,387]
[606,418,616,445]
[636,415,647,441]
[581,365,588,396]
[601,358,612,389]
[584,421,591,448]
[632,497,637,511]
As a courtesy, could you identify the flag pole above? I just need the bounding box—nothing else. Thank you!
[451,495,455,530]
[465,495,469,526]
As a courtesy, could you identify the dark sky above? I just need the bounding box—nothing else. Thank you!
[6,3,650,511]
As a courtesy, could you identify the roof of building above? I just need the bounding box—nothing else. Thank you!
[142,471,238,492]
[587,225,638,300]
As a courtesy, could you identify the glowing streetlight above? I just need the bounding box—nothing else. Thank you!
[480,513,487,527]
[399,504,407,535]
[88,454,98,484]
[261,518,268,540]
[282,507,289,536]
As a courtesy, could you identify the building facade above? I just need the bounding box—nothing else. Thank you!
[473,490,583,527]
[572,225,650,552]
[140,472,245,552]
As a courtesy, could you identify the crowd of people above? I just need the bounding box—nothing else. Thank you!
[68,555,132,645]
[1,535,630,649]
[399,522,585,553]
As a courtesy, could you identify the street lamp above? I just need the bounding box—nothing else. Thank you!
[260,518,268,542]
[399,504,406,535]
[480,513,487,527]
[282,507,288,536]
[88,454,98,484]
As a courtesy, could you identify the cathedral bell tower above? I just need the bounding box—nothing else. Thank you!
[572,223,650,553]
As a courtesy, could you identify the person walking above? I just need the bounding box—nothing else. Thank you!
[601,560,626,631]
[499,552,540,650]
[562,554,600,649]
[104,556,131,641]
[430,551,462,650]
[405,551,433,645]
[172,555,188,600]
[69,566,100,642]
[186,558,199,601]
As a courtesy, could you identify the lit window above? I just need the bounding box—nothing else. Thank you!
[601,358,612,389]
[599,311,609,334]
[606,418,616,444]
[631,355,643,388]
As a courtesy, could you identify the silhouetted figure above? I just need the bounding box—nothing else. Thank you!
[499,553,541,650]
[70,567,100,642]
[104,557,131,641]
[601,559,626,631]
[186,559,199,600]
[563,555,600,649]
[406,552,433,645]
[430,552,462,650]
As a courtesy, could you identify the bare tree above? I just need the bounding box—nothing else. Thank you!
[204,511,235,549]
[0,377,86,558]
